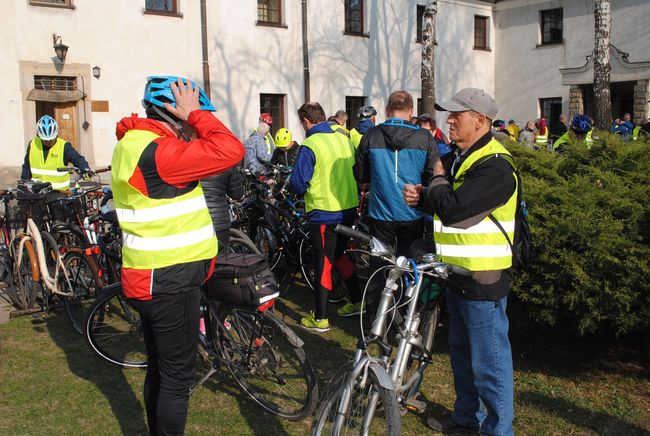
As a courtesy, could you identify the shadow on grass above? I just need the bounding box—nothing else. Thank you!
[517,391,649,435]
[42,313,147,435]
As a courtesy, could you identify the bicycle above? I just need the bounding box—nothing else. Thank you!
[84,280,318,420]
[0,189,17,306]
[311,225,469,435]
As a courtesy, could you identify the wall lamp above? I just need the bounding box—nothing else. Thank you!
[52,34,68,63]
[92,66,101,79]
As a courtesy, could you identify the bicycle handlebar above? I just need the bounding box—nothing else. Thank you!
[335,224,372,245]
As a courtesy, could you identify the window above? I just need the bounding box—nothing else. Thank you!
[344,0,364,35]
[30,0,74,7]
[34,75,77,91]
[416,5,425,43]
[539,97,562,122]
[345,96,366,130]
[260,94,285,137]
[257,0,282,26]
[145,0,179,15]
[540,8,563,44]
[474,16,489,50]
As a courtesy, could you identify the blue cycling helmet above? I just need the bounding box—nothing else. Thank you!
[36,115,59,141]
[571,115,592,134]
[142,76,216,112]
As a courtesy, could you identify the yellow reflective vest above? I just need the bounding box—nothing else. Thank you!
[302,132,359,213]
[433,139,517,271]
[350,128,363,149]
[28,137,70,190]
[111,129,218,270]
[535,129,548,146]
[632,126,641,141]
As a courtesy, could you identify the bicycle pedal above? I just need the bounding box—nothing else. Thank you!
[403,397,427,414]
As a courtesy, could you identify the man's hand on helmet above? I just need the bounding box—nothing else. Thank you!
[164,78,201,122]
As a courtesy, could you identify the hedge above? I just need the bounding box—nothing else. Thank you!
[505,133,650,336]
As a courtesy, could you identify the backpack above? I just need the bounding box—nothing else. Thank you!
[470,153,532,269]
[205,253,279,306]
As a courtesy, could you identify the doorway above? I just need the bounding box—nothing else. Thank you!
[581,81,635,119]
[35,101,79,149]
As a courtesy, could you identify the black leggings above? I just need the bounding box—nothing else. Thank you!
[129,288,201,436]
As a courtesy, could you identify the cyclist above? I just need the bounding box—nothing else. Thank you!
[553,114,593,153]
[21,115,92,191]
[350,105,377,149]
[270,127,299,167]
[328,110,350,137]
[111,76,243,435]
[290,102,361,332]
[244,117,274,174]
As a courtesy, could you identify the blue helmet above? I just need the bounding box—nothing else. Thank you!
[571,115,592,134]
[36,115,59,141]
[142,76,215,112]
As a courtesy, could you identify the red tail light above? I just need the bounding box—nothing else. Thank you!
[257,300,275,312]
[97,268,104,278]
[85,246,101,256]
[254,338,265,347]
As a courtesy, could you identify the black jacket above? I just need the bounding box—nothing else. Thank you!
[201,167,245,233]
[418,131,517,300]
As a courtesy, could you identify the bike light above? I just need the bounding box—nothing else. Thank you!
[257,299,275,312]
[254,338,265,347]
[97,268,104,278]
[91,246,101,255]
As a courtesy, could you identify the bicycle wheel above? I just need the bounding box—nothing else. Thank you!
[298,238,348,303]
[311,366,401,435]
[0,240,17,305]
[213,303,318,420]
[250,221,283,270]
[11,236,39,310]
[63,251,101,334]
[84,283,147,368]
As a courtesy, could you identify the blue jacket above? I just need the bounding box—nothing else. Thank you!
[289,122,357,225]
[244,132,274,174]
[354,118,438,222]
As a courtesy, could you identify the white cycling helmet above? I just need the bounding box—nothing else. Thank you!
[36,115,59,141]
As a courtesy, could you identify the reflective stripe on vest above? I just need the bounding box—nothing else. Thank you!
[302,132,359,213]
[29,137,70,190]
[111,129,217,269]
[535,134,548,145]
[433,138,517,271]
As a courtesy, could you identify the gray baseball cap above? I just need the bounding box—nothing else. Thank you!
[435,88,498,119]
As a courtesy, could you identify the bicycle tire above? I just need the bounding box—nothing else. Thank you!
[311,365,401,435]
[213,303,318,420]
[11,236,39,310]
[249,221,284,270]
[84,283,147,368]
[298,238,348,303]
[228,236,262,256]
[0,239,18,305]
[63,251,101,334]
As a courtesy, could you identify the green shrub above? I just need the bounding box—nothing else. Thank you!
[505,134,650,335]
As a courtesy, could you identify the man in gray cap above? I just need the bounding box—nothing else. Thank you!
[403,87,517,435]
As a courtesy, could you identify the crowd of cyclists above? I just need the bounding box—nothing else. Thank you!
[4,75,647,435]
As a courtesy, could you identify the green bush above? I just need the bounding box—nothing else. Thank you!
[505,133,650,336]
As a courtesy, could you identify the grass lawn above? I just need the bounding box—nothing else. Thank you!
[0,282,648,435]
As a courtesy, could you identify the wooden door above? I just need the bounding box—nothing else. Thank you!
[54,102,78,149]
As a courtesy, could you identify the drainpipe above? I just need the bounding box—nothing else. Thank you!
[301,0,310,102]
[200,0,211,99]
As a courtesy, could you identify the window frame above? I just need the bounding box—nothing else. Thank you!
[256,0,286,28]
[473,15,490,51]
[539,97,563,121]
[260,93,286,138]
[29,0,75,9]
[144,0,182,18]
[344,0,366,37]
[540,8,563,45]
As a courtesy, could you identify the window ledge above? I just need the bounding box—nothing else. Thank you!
[473,46,491,52]
[29,2,75,9]
[143,9,183,18]
[344,31,370,38]
[256,21,288,29]
[536,41,564,48]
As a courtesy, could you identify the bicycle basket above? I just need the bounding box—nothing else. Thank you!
[205,253,279,306]
[16,180,52,201]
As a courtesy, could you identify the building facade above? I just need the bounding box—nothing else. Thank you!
[1,0,648,179]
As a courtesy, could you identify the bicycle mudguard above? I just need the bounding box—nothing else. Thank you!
[265,312,305,348]
[50,223,86,239]
[367,361,395,391]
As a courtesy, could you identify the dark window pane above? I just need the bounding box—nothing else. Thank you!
[539,97,562,121]
[345,96,366,130]
[260,94,285,137]
[474,16,488,49]
[146,0,176,12]
[541,8,563,44]
[258,0,281,24]
[345,0,363,34]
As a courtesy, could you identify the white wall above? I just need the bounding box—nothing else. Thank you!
[494,0,650,125]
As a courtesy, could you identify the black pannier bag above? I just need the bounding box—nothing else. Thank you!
[205,253,279,306]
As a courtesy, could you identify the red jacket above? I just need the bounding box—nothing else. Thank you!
[114,110,244,299]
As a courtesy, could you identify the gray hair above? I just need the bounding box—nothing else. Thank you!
[257,122,270,136]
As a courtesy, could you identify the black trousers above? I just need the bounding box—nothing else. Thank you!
[367,218,424,314]
[309,223,361,319]
[129,288,201,436]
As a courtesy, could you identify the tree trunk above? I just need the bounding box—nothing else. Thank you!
[421,1,437,115]
[593,0,612,130]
